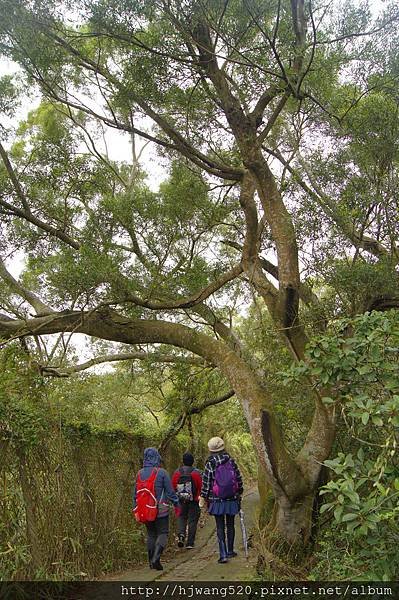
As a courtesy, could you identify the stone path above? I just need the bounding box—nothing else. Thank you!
[105,489,259,582]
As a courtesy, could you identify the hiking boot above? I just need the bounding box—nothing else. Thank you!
[148,549,154,568]
[227,551,238,557]
[218,539,228,564]
[152,559,163,571]
[177,534,185,548]
[151,544,164,570]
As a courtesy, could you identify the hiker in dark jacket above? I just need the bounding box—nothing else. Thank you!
[199,437,243,563]
[172,452,203,549]
[133,447,179,570]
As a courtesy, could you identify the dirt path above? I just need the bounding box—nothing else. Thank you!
[107,489,259,582]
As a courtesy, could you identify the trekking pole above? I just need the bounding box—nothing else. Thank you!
[238,501,249,560]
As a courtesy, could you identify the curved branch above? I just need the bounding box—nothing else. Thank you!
[0,307,307,499]
[257,90,290,144]
[223,239,321,308]
[120,264,244,310]
[159,389,235,453]
[190,389,235,414]
[367,295,399,312]
[250,83,285,122]
[0,308,267,414]
[40,350,209,377]
[0,141,31,213]
[32,23,243,182]
[313,15,399,47]
[263,145,396,261]
[235,174,307,360]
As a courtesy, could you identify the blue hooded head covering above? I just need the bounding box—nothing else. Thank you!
[143,447,161,467]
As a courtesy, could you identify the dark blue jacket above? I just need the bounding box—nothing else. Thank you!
[133,448,179,518]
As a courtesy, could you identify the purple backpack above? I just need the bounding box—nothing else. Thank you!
[212,459,239,499]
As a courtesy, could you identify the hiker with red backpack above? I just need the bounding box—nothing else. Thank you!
[171,452,202,549]
[133,447,180,571]
[199,437,244,564]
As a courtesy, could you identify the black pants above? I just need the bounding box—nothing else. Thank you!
[215,514,235,559]
[145,515,169,557]
[177,501,200,546]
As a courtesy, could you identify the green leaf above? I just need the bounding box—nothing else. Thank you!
[375,482,387,495]
[385,379,399,391]
[361,412,370,425]
[334,506,344,521]
[320,503,332,514]
[357,448,364,462]
[357,524,369,535]
[346,491,360,504]
[342,512,359,522]
[346,520,360,533]
[322,396,334,405]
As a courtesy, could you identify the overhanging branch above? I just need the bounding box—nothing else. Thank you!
[32,22,243,182]
[119,264,244,310]
[159,389,235,452]
[40,350,209,377]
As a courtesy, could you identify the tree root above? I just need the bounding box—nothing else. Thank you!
[257,549,308,580]
[255,529,310,579]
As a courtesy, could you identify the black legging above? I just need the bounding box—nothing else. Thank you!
[214,514,235,559]
[145,515,169,557]
[178,501,201,546]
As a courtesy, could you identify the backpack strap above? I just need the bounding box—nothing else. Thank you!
[179,466,194,476]
[137,467,159,485]
[149,467,159,483]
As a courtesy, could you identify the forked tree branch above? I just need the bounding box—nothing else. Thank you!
[0,142,80,250]
[31,22,243,182]
[223,238,320,308]
[0,256,55,316]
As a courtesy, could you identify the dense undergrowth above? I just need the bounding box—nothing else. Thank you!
[289,311,398,581]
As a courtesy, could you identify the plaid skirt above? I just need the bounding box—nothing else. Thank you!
[208,498,240,516]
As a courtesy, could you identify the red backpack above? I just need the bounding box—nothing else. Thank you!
[133,468,159,523]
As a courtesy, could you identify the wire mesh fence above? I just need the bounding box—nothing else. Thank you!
[0,423,182,580]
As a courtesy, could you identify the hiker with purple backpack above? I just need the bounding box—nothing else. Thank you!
[199,437,244,564]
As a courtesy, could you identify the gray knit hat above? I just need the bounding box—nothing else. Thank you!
[208,436,225,452]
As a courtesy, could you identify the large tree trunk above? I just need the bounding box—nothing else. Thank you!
[257,401,335,555]
[225,359,335,552]
[271,493,314,546]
